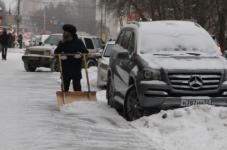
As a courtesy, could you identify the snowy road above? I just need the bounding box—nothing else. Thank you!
[1,49,227,150]
[0,50,154,150]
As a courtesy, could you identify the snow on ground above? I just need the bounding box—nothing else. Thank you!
[0,49,153,150]
[1,49,227,150]
[131,105,227,150]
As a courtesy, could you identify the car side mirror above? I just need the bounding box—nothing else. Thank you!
[223,51,227,58]
[118,50,129,59]
[99,49,103,54]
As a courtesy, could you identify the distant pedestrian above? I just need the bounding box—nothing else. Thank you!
[18,34,23,49]
[0,29,9,60]
[8,32,14,48]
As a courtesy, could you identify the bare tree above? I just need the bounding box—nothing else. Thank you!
[100,0,227,49]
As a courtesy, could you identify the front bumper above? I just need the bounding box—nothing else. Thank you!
[22,55,54,67]
[137,81,227,108]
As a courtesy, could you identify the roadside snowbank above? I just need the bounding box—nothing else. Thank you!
[60,90,128,129]
[52,58,227,150]
[131,105,227,150]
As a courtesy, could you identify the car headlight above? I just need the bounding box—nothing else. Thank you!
[44,51,51,56]
[143,69,161,80]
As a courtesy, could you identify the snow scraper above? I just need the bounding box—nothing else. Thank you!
[56,54,96,108]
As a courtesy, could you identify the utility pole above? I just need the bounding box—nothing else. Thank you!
[100,5,103,39]
[43,6,46,33]
[17,0,21,37]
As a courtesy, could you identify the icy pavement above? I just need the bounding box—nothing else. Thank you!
[0,49,154,150]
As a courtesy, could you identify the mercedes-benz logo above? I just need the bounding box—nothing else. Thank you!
[188,75,203,90]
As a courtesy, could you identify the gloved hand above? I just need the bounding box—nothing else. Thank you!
[60,55,68,60]
[74,54,82,59]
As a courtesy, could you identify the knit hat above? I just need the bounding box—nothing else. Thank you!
[62,24,77,35]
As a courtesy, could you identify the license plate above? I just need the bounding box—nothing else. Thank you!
[181,97,211,107]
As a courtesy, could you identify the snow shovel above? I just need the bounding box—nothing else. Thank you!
[56,54,97,109]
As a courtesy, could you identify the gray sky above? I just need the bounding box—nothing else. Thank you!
[3,0,16,9]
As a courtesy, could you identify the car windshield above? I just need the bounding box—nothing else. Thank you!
[84,38,95,49]
[44,35,62,46]
[93,38,103,49]
[140,31,220,55]
[103,44,114,57]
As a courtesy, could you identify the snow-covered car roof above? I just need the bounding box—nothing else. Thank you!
[79,35,99,38]
[138,21,203,35]
[50,33,62,36]
[127,21,219,55]
[106,41,115,45]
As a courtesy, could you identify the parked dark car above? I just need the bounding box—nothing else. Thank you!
[107,21,227,121]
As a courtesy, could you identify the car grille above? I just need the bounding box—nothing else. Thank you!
[168,73,222,91]
[30,51,44,55]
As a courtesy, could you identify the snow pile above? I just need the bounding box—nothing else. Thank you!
[131,105,227,150]
[81,67,98,91]
[60,90,127,128]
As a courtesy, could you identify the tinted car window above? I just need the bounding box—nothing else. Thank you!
[84,38,94,49]
[104,44,114,57]
[93,38,102,49]
[128,32,135,54]
[121,31,131,49]
[116,31,125,45]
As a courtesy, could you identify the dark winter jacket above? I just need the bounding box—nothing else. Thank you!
[0,31,9,47]
[54,38,88,79]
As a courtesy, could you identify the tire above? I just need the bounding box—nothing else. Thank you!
[50,60,59,72]
[124,85,144,121]
[97,68,102,88]
[106,74,115,107]
[106,74,122,111]
[24,63,36,72]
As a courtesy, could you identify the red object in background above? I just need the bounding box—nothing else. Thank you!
[220,44,225,53]
[0,16,3,25]
[127,11,139,21]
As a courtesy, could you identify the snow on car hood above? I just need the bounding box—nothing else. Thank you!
[141,54,227,70]
[28,45,57,53]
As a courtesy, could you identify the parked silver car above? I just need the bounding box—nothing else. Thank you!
[97,41,115,88]
[22,34,62,72]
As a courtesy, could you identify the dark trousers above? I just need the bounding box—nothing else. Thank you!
[2,47,7,60]
[62,76,81,92]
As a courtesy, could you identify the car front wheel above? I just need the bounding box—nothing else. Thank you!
[124,86,144,121]
[107,75,115,107]
[97,68,102,88]
[24,63,36,72]
[50,60,59,72]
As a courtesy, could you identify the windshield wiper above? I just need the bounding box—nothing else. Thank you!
[185,52,201,56]
[152,53,174,56]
